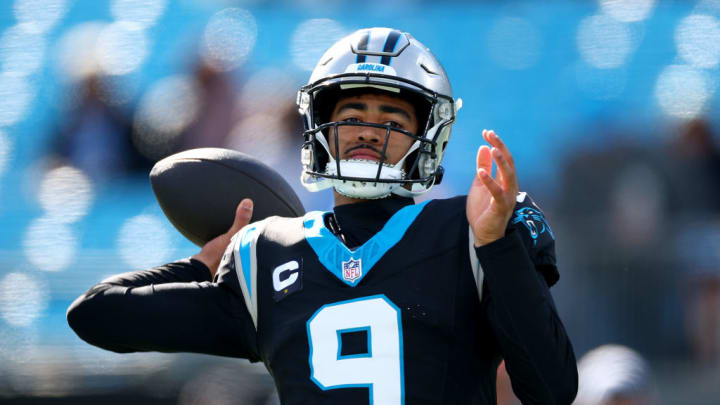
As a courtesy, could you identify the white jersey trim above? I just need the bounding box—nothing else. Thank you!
[468,226,484,301]
[230,219,269,330]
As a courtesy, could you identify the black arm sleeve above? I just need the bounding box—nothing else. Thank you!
[476,230,578,405]
[66,258,260,361]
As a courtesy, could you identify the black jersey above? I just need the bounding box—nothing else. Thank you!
[67,194,577,405]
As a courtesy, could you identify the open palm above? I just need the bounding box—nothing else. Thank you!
[466,130,519,247]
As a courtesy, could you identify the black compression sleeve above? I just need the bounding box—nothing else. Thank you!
[66,258,259,361]
[476,230,578,405]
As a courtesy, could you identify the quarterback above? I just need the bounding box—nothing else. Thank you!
[68,28,578,404]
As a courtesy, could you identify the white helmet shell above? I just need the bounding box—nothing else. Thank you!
[297,27,461,199]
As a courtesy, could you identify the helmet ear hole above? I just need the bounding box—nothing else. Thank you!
[434,165,444,185]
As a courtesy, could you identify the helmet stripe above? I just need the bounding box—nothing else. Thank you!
[355,31,370,63]
[379,30,402,65]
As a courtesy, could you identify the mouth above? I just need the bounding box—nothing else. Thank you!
[345,145,383,162]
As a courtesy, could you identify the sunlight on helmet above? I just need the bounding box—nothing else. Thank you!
[675,14,720,69]
[655,64,712,119]
[133,75,200,159]
[0,73,34,125]
[0,273,48,327]
[111,0,168,28]
[13,0,69,34]
[577,14,633,69]
[53,22,105,82]
[575,62,627,100]
[291,19,347,71]
[117,214,173,269]
[487,17,542,70]
[201,8,257,72]
[23,217,78,272]
[599,0,656,22]
[37,165,94,223]
[0,130,11,176]
[96,21,148,76]
[0,24,46,76]
[237,68,297,117]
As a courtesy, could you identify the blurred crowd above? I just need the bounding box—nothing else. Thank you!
[37,47,720,405]
[2,1,720,404]
[495,116,720,405]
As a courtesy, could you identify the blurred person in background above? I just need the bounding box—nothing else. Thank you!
[50,73,154,183]
[556,117,720,365]
[67,28,577,404]
[668,119,720,366]
[664,119,720,213]
[222,68,328,209]
[573,344,655,405]
[178,58,239,151]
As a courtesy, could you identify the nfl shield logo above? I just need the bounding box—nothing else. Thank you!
[342,258,362,283]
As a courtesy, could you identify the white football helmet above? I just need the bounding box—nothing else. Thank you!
[297,27,462,199]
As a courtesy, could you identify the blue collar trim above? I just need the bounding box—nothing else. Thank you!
[303,200,429,287]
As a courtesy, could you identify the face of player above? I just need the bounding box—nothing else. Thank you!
[327,92,419,166]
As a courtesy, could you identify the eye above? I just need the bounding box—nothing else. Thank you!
[385,120,403,129]
[342,117,362,123]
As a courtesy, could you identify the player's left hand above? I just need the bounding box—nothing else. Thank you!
[466,130,519,247]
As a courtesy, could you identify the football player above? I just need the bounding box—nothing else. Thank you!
[68,28,578,404]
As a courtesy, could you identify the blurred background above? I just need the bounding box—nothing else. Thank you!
[0,0,719,403]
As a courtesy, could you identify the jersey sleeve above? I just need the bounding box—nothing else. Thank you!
[507,192,559,286]
[475,231,578,405]
[67,256,261,361]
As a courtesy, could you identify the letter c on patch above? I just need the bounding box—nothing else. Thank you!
[273,260,299,292]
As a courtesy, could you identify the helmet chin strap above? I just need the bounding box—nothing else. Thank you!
[325,160,404,199]
[320,136,420,199]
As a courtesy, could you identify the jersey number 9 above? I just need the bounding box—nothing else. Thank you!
[307,295,404,404]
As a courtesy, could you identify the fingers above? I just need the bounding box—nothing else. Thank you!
[483,130,513,166]
[229,198,253,234]
[477,169,505,202]
[482,129,518,195]
[475,145,492,178]
[491,147,517,194]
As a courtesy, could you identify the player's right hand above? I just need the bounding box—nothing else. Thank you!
[191,199,253,278]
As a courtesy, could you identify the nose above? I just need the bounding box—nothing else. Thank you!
[356,124,383,144]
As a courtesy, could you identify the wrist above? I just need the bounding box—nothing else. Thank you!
[191,252,218,278]
[474,231,506,247]
[474,236,501,248]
